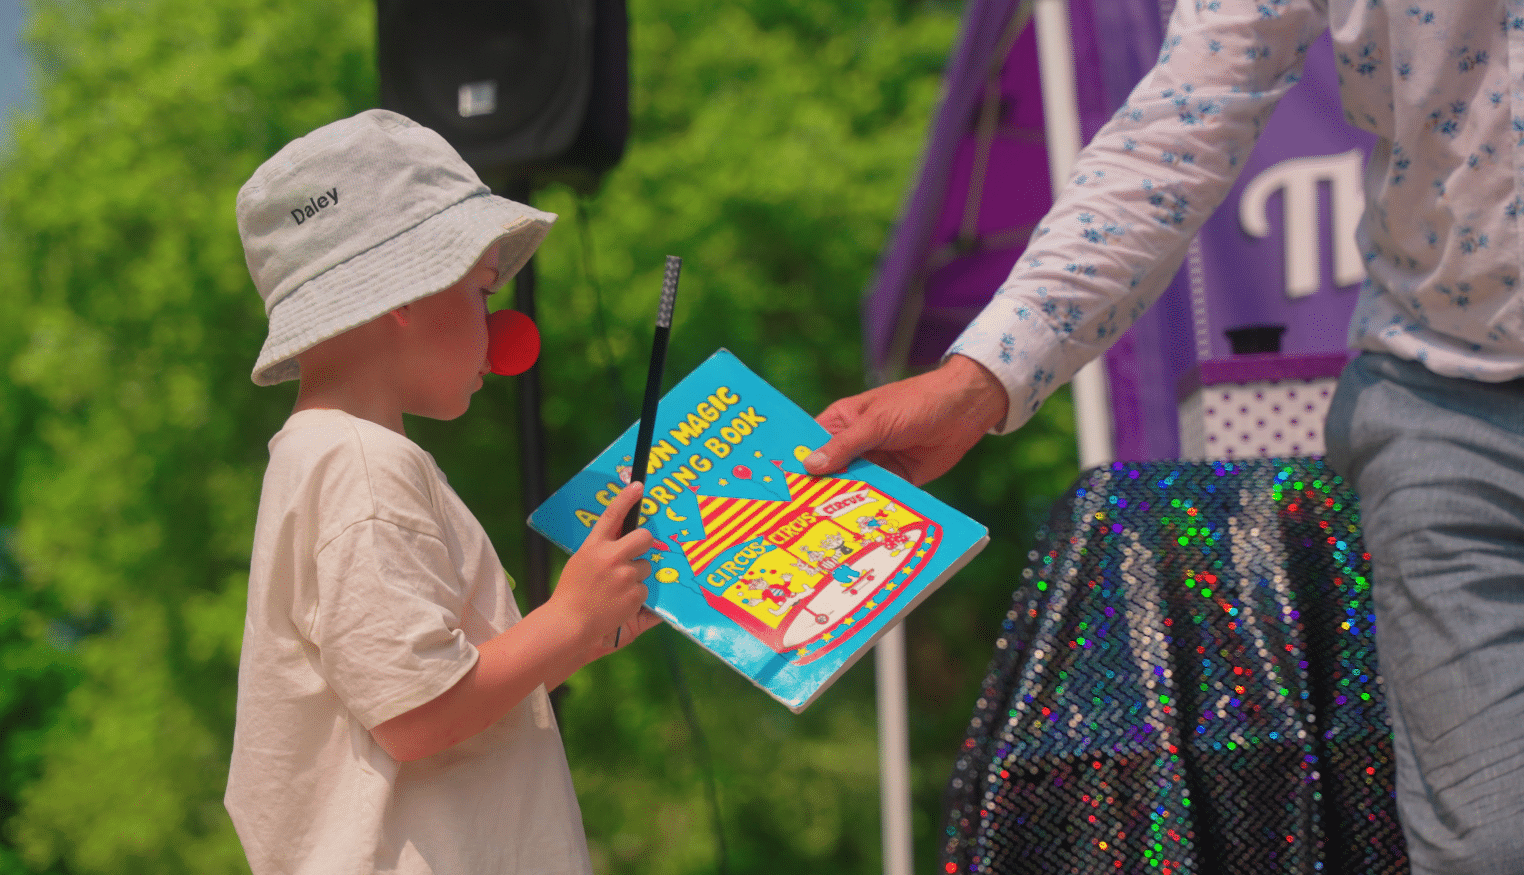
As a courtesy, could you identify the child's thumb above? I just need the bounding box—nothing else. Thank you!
[592,481,644,538]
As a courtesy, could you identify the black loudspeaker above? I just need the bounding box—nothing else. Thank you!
[377,0,629,192]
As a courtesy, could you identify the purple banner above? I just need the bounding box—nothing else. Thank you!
[1102,15,1374,460]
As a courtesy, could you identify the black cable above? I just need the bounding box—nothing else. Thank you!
[658,625,731,875]
[575,200,634,423]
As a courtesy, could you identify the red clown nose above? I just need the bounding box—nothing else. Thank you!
[486,309,540,376]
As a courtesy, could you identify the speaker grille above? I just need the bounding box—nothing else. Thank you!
[378,0,595,176]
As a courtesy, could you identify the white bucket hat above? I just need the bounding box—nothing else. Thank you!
[237,109,557,385]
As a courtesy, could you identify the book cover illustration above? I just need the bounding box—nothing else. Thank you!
[529,349,989,712]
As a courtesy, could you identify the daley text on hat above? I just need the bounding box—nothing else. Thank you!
[291,188,340,226]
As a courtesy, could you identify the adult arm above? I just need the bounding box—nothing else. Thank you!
[812,0,1328,478]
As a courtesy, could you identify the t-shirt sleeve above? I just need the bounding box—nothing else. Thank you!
[309,517,479,730]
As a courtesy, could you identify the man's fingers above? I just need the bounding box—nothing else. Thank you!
[862,448,914,484]
[805,418,881,475]
[812,396,857,435]
[803,436,848,475]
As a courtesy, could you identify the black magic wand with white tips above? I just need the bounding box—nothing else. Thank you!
[616,255,682,645]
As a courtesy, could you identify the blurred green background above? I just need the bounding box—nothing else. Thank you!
[0,0,1081,871]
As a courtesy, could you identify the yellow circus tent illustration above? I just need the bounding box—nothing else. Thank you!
[678,465,943,662]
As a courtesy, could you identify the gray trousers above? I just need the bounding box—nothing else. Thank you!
[1326,352,1524,874]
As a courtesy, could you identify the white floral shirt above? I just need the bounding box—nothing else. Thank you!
[952,0,1524,433]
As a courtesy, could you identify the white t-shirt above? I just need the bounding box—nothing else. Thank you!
[226,409,592,875]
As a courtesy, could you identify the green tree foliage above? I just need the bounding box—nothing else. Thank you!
[0,533,82,875]
[0,0,1079,872]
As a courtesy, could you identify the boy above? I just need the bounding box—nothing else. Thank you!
[225,109,659,874]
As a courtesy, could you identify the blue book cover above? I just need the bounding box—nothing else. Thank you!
[529,349,989,712]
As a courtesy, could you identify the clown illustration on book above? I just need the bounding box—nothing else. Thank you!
[680,453,936,664]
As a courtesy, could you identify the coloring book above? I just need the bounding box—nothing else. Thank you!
[529,349,989,712]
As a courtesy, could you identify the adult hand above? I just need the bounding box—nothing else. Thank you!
[804,355,1008,486]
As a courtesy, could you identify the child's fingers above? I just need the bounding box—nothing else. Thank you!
[629,606,663,638]
[592,484,659,559]
[620,527,657,560]
[589,481,645,541]
[600,607,664,651]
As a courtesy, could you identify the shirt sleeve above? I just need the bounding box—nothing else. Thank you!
[309,517,479,730]
[950,0,1329,433]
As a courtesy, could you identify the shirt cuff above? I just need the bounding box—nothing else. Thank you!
[947,287,1074,435]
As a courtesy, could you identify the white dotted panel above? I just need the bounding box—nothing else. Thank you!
[1178,378,1337,461]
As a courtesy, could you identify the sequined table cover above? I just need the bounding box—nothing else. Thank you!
[942,458,1408,874]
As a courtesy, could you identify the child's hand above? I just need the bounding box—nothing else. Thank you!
[552,482,656,648]
[596,606,665,654]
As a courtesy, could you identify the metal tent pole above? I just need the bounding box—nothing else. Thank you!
[878,6,1114,874]
[875,625,913,875]
[1034,0,1115,469]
